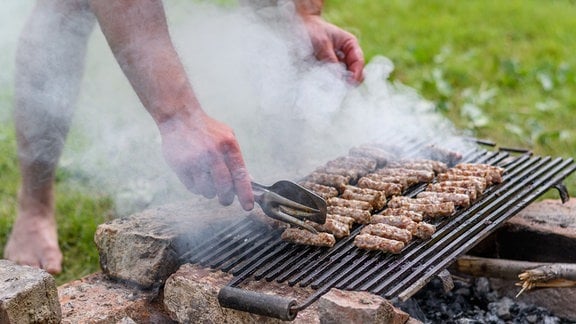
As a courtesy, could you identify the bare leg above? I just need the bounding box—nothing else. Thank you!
[4,0,95,274]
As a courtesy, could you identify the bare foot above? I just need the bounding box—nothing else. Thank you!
[4,206,62,275]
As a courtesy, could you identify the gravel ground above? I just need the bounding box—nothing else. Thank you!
[396,277,573,324]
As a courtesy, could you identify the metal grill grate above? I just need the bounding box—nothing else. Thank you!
[183,146,576,320]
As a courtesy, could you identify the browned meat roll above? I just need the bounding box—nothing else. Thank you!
[412,222,436,240]
[387,159,448,174]
[426,183,478,201]
[341,190,387,210]
[375,168,435,183]
[380,208,423,222]
[357,178,403,197]
[304,172,351,193]
[327,206,372,224]
[416,191,471,208]
[386,197,455,218]
[360,223,412,243]
[299,181,339,199]
[281,228,336,247]
[307,218,350,239]
[328,197,373,212]
[354,234,405,254]
[371,215,418,232]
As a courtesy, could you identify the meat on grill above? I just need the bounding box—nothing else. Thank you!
[426,183,478,201]
[327,206,372,224]
[281,228,336,247]
[371,214,418,231]
[299,181,339,199]
[360,223,412,243]
[387,159,449,174]
[413,222,436,240]
[354,234,405,254]
[308,218,350,239]
[387,197,456,218]
[328,214,356,227]
[348,145,398,166]
[416,191,471,208]
[375,168,435,182]
[328,197,374,212]
[304,172,351,193]
[365,173,419,189]
[436,175,487,193]
[380,208,423,222]
[326,155,378,173]
[357,178,403,197]
[341,190,387,210]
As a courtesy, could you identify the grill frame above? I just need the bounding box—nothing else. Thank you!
[183,146,576,319]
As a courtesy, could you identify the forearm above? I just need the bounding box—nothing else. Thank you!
[89,0,201,129]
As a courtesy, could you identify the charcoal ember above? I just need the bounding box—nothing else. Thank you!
[397,277,569,324]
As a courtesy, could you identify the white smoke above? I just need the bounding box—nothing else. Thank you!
[4,1,473,216]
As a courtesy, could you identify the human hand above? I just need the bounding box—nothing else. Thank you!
[159,112,254,211]
[301,15,365,83]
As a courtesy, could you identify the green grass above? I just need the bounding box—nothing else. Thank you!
[325,0,576,193]
[2,0,576,284]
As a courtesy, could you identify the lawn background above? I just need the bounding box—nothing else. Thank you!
[1,0,575,284]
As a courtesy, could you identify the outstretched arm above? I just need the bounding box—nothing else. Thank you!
[89,0,254,210]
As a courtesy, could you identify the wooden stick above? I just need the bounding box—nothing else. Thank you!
[454,255,576,297]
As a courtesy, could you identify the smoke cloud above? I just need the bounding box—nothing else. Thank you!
[4,1,473,216]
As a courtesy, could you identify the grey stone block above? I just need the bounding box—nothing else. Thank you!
[0,260,61,324]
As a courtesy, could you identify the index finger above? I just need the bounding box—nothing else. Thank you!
[224,146,254,211]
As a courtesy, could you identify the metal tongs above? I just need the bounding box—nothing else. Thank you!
[252,181,327,233]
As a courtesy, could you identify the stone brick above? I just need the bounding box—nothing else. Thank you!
[58,272,173,323]
[94,198,248,288]
[0,260,61,323]
[318,289,410,324]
